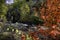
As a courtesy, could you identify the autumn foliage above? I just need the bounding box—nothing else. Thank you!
[29,0,60,40]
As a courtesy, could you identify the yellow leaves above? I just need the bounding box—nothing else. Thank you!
[25,34,33,40]
[0,4,8,15]
[25,4,30,13]
[7,28,9,31]
[18,31,22,35]
[20,3,30,21]
[26,34,30,39]
[12,29,14,32]
[16,29,19,33]
[21,3,30,14]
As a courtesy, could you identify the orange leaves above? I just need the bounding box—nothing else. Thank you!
[41,16,46,20]
[29,32,39,40]
[40,0,60,27]
[21,33,26,40]
[24,0,60,40]
[52,25,57,29]
[50,30,57,36]
[49,30,60,38]
[57,19,60,23]
[49,30,57,38]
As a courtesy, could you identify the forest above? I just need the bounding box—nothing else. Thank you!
[0,0,60,40]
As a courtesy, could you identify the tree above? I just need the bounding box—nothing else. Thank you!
[0,0,5,4]
[6,0,30,22]
[0,0,8,23]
